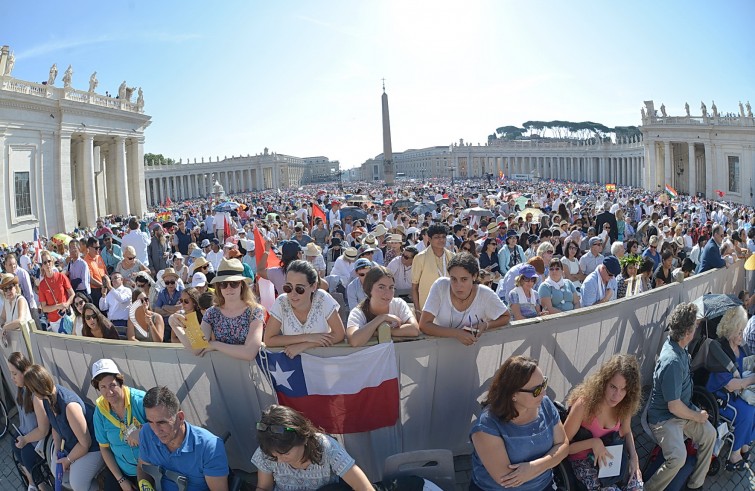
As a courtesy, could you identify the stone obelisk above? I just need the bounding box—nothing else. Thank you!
[381,81,394,185]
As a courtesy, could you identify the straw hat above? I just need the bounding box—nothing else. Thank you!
[387,234,403,243]
[372,224,388,237]
[0,273,18,289]
[162,268,179,281]
[210,258,251,284]
[303,243,322,257]
[190,257,209,274]
[343,247,358,261]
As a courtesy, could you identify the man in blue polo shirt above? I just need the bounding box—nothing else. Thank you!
[580,256,620,308]
[645,303,715,491]
[138,386,228,491]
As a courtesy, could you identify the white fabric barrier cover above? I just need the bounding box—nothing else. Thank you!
[0,261,744,479]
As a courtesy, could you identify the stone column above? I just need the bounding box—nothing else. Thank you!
[663,141,672,188]
[704,144,713,198]
[114,137,130,215]
[645,139,656,190]
[127,139,146,216]
[688,142,697,196]
[80,134,97,226]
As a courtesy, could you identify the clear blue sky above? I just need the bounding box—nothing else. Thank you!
[3,1,754,168]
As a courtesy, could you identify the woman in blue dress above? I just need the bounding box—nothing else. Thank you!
[469,355,568,490]
[705,307,755,471]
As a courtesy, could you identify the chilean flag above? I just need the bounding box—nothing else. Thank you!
[257,343,399,434]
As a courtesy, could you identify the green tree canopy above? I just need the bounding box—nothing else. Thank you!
[144,153,177,166]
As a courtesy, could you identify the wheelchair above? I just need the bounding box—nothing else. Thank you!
[13,431,55,490]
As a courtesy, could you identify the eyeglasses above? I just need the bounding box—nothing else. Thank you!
[256,422,295,434]
[518,376,548,397]
[42,260,54,264]
[219,280,241,290]
[402,254,414,260]
[85,314,98,321]
[126,256,136,260]
[1,286,14,292]
[180,299,193,305]
[199,264,209,270]
[283,283,307,295]
[164,281,176,285]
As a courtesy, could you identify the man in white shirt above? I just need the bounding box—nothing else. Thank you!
[98,272,132,332]
[331,247,358,287]
[121,218,151,267]
[206,240,224,271]
[387,246,417,297]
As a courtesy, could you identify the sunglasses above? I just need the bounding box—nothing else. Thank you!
[523,277,537,282]
[85,314,98,321]
[42,260,54,264]
[74,299,86,306]
[180,299,193,305]
[126,256,136,260]
[218,280,242,290]
[518,376,548,398]
[164,281,176,285]
[1,286,14,292]
[199,264,209,270]
[402,255,414,260]
[282,284,307,295]
[256,422,296,434]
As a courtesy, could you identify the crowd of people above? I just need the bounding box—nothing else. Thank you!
[2,175,755,490]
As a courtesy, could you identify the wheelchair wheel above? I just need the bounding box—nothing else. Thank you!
[13,449,30,487]
[0,399,8,438]
[553,462,573,491]
[692,387,719,427]
[708,455,721,476]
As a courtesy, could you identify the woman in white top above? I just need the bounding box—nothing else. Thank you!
[0,274,31,341]
[419,252,510,346]
[264,260,346,358]
[560,239,584,288]
[346,266,419,347]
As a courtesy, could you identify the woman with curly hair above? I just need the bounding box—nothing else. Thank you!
[564,354,643,490]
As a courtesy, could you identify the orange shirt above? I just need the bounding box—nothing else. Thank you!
[85,253,107,286]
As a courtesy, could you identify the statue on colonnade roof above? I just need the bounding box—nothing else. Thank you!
[88,72,98,93]
[62,65,73,88]
[685,102,690,117]
[47,63,58,85]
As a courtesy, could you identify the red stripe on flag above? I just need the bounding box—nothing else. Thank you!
[277,378,399,434]
[254,226,283,268]
[311,203,327,228]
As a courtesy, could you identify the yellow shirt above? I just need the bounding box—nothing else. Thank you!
[411,247,453,309]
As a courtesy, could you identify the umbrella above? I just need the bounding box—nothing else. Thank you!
[383,199,394,205]
[465,207,494,218]
[51,233,72,246]
[433,198,450,207]
[691,293,742,320]
[411,203,435,215]
[316,190,327,196]
[55,444,66,491]
[213,201,240,212]
[392,199,416,210]
[339,206,367,221]
[515,196,530,210]
[517,207,545,221]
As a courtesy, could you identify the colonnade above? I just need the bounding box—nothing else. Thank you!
[66,133,145,228]
[145,166,280,206]
[453,153,644,187]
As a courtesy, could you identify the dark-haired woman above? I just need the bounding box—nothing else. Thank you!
[24,364,103,491]
[346,266,419,347]
[8,353,50,491]
[71,291,90,336]
[167,287,203,343]
[419,253,510,346]
[470,356,568,490]
[127,289,165,343]
[257,238,304,294]
[564,355,643,490]
[252,404,374,490]
[264,260,346,358]
[460,239,479,258]
[81,303,121,340]
[479,238,500,278]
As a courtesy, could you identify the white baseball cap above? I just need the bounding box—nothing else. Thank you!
[91,359,120,379]
[191,272,208,288]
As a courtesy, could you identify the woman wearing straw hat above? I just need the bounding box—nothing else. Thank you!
[302,242,326,278]
[197,258,264,361]
[0,273,32,339]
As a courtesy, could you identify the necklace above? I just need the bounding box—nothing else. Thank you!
[449,287,477,329]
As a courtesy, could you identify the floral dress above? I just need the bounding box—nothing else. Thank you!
[269,290,339,335]
[203,305,264,344]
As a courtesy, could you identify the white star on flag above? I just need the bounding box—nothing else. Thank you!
[269,361,295,391]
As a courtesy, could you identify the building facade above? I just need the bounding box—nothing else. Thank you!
[0,45,150,243]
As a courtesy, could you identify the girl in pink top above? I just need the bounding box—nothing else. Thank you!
[564,355,644,491]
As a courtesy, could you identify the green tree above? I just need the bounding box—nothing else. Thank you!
[144,153,176,166]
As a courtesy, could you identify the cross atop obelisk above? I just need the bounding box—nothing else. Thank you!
[381,80,394,185]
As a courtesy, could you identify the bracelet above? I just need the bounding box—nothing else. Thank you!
[117,476,126,484]
[66,456,74,464]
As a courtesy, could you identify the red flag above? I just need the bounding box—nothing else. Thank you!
[223,213,232,240]
[311,202,326,228]
[254,226,283,268]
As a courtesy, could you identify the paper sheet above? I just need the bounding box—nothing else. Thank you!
[598,444,623,478]
[184,311,210,350]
